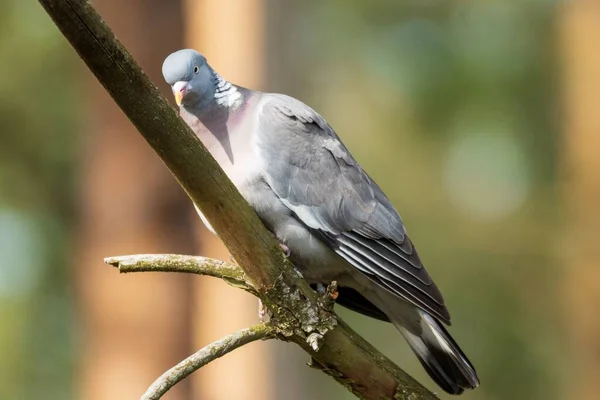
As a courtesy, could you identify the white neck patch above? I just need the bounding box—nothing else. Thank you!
[212,71,242,108]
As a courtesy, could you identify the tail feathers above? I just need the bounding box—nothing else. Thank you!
[396,311,479,395]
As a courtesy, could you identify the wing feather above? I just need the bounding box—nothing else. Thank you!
[257,93,451,324]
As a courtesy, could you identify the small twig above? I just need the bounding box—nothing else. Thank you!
[105,253,439,399]
[141,323,274,400]
[104,254,256,294]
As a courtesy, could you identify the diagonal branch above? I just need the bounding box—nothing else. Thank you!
[38,1,440,399]
[105,254,255,295]
[142,323,275,400]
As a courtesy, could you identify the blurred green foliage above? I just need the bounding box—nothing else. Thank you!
[270,1,563,399]
[0,0,563,399]
[0,1,76,399]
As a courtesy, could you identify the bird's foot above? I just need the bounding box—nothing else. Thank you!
[228,254,239,265]
[318,281,338,312]
[278,242,291,258]
[258,298,271,322]
[326,281,339,300]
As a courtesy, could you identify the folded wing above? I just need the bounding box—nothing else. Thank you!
[256,94,451,324]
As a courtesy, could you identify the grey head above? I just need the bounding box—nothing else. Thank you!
[162,49,216,109]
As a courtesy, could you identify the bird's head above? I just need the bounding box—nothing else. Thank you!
[162,49,213,108]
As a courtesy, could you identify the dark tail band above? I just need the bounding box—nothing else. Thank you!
[397,311,479,395]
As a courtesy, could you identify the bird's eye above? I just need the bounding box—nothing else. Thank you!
[193,65,199,74]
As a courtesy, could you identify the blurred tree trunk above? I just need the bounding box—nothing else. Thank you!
[561,2,600,399]
[75,1,194,399]
[182,1,276,400]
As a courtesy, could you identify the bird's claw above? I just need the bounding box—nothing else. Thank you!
[279,242,291,258]
[327,281,339,301]
[318,281,338,312]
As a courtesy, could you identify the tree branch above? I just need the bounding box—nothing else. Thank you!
[105,254,255,295]
[38,1,440,398]
[142,323,274,400]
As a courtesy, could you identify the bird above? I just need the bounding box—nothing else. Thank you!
[162,48,479,395]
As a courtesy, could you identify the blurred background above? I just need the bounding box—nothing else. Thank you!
[1,0,597,399]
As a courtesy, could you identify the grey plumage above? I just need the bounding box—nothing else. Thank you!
[162,49,479,395]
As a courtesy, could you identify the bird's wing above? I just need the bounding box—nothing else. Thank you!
[255,94,451,324]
